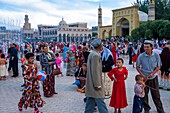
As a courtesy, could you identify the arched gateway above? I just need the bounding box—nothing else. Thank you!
[99,5,140,38]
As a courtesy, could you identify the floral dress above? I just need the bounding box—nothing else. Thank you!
[18,64,45,109]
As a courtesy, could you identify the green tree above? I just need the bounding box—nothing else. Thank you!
[145,29,153,39]
[138,23,147,38]
[159,23,170,39]
[135,0,170,20]
[137,0,149,14]
[148,20,166,38]
[131,28,141,40]
[131,20,170,39]
[155,0,170,20]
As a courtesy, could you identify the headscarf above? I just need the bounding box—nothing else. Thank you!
[70,44,76,53]
[101,47,113,61]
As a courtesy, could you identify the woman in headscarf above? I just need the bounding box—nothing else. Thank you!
[66,47,77,76]
[62,43,70,63]
[40,46,57,97]
[101,47,114,97]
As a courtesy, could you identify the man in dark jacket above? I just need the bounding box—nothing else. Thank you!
[128,42,133,65]
[10,43,18,77]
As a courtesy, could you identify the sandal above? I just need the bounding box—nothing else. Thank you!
[18,106,22,111]
[34,110,43,113]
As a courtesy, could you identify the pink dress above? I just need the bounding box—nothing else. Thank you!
[55,57,62,72]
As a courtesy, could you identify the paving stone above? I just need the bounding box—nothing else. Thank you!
[0,57,169,113]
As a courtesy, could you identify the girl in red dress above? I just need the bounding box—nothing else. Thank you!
[108,58,128,113]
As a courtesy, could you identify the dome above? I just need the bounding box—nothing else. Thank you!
[138,11,148,22]
[59,18,68,27]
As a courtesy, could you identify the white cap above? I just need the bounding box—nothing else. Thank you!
[144,40,154,45]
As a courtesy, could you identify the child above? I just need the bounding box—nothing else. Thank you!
[108,58,128,113]
[0,54,7,80]
[132,75,145,113]
[55,53,63,76]
[75,63,87,92]
[18,52,45,113]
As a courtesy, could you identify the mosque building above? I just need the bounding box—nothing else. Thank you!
[98,0,155,39]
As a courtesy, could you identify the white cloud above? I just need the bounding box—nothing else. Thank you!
[0,0,135,29]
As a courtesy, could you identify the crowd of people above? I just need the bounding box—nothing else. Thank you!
[0,37,169,113]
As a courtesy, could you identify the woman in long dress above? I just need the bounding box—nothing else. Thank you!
[40,46,57,97]
[66,50,76,76]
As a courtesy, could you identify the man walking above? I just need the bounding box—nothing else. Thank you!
[10,43,18,77]
[136,40,165,113]
[85,39,108,113]
[128,42,133,65]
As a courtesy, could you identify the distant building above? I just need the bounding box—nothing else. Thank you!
[21,14,38,39]
[92,26,98,38]
[0,26,20,42]
[38,18,92,42]
[0,26,6,31]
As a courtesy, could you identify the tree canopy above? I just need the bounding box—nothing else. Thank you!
[131,20,170,40]
[135,0,170,20]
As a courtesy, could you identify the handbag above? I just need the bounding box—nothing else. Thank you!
[52,64,61,76]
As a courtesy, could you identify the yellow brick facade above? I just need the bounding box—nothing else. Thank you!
[99,5,139,39]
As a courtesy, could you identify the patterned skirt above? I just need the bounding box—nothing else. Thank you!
[43,75,55,97]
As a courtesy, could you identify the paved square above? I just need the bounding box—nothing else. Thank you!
[0,57,169,113]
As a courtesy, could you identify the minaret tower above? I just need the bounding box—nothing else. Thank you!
[148,0,155,20]
[98,3,102,28]
[98,3,102,38]
[23,14,31,30]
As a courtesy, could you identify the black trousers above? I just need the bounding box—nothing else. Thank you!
[11,59,18,76]
[144,76,164,113]
[129,54,132,64]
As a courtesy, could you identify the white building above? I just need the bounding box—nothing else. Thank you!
[38,18,92,42]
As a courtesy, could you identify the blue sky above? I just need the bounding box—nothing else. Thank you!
[0,0,135,29]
